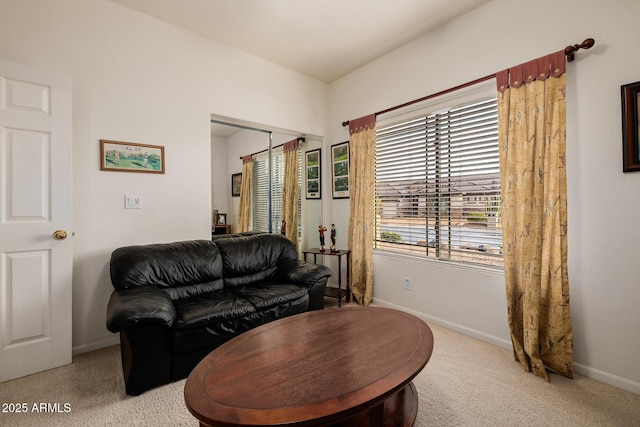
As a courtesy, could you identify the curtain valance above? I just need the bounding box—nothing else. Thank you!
[496,50,565,93]
[348,114,376,134]
[282,139,299,153]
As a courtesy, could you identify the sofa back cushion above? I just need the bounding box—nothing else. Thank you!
[214,233,298,289]
[110,240,224,300]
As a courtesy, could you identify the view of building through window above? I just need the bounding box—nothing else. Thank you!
[374,97,503,268]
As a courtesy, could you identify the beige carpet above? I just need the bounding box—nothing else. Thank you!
[1,315,639,426]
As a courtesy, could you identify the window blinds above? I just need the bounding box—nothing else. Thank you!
[375,97,503,268]
[252,149,283,233]
[251,147,302,236]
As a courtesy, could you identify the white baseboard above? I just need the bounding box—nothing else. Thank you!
[373,298,640,396]
[573,362,640,395]
[373,298,512,350]
[72,336,119,356]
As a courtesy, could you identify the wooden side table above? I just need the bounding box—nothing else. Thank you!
[302,248,350,307]
[211,225,231,238]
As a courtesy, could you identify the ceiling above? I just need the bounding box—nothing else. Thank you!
[111,0,491,139]
[110,0,490,83]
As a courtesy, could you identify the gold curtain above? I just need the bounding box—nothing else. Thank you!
[348,114,376,306]
[237,156,253,233]
[282,139,300,249]
[497,50,573,380]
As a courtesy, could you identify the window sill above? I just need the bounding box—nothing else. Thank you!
[372,248,505,277]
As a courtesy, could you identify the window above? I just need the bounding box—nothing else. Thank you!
[374,95,503,268]
[252,148,302,236]
[252,150,283,232]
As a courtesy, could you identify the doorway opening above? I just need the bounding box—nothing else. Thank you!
[210,115,323,252]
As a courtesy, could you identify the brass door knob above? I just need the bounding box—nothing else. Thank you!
[53,230,68,240]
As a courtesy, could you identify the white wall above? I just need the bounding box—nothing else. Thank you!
[0,0,327,354]
[327,0,640,393]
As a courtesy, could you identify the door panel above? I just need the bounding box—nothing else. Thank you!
[5,128,50,219]
[0,58,72,382]
[5,251,49,342]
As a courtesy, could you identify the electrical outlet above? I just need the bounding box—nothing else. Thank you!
[404,277,412,290]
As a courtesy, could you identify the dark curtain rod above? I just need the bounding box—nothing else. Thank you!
[341,38,595,127]
[239,137,306,160]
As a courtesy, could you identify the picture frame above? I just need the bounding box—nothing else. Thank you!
[231,172,242,197]
[216,213,227,226]
[331,141,349,199]
[305,149,321,199]
[100,139,165,173]
[621,81,640,172]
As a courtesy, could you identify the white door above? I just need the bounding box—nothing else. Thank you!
[0,58,72,382]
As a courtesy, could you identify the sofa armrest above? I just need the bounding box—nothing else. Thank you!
[278,261,332,287]
[106,287,176,333]
[277,261,331,311]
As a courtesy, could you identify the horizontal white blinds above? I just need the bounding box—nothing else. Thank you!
[252,149,284,233]
[251,148,302,235]
[375,97,503,268]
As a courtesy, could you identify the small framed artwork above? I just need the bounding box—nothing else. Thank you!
[231,172,242,197]
[621,81,640,172]
[305,149,321,199]
[331,141,349,199]
[217,213,227,226]
[100,139,165,173]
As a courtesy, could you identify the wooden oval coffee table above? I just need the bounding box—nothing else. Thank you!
[184,306,434,426]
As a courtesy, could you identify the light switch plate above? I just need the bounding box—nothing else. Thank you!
[125,195,142,209]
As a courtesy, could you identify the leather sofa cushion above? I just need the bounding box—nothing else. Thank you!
[173,290,256,330]
[232,283,309,310]
[110,240,224,300]
[172,284,308,330]
[172,313,258,355]
[215,234,298,289]
[172,290,309,355]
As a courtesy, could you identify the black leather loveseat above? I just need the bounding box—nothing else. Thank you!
[106,233,331,395]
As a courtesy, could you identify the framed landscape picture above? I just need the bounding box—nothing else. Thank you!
[100,139,165,173]
[305,149,321,199]
[621,81,640,172]
[331,141,349,199]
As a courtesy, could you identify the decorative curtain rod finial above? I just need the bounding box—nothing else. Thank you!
[342,120,350,127]
[565,38,595,62]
